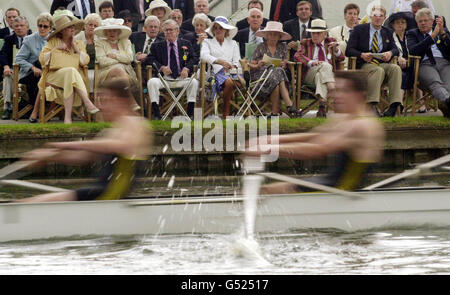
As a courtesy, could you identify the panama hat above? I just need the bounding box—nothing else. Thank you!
[94,18,132,39]
[206,16,238,39]
[145,0,172,19]
[48,10,84,40]
[306,19,328,33]
[255,21,292,40]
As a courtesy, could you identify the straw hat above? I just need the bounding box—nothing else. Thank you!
[48,10,84,40]
[206,16,238,39]
[255,21,292,40]
[94,18,132,39]
[145,0,172,19]
[306,19,328,33]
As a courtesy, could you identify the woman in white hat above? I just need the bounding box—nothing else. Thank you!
[145,0,172,25]
[201,16,242,118]
[38,10,99,124]
[250,21,297,116]
[94,18,136,87]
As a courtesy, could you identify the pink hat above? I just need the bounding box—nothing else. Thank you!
[255,21,292,41]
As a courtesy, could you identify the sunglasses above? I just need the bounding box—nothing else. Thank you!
[38,24,51,29]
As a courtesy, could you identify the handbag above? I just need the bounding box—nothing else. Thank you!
[49,49,80,70]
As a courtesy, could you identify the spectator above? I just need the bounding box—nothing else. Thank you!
[294,19,345,118]
[0,16,31,120]
[169,9,189,37]
[410,0,446,28]
[50,0,96,20]
[99,1,115,20]
[163,0,195,22]
[329,3,360,69]
[346,5,403,117]
[145,19,199,119]
[145,0,172,25]
[38,10,99,124]
[183,13,212,62]
[250,21,297,116]
[0,8,20,39]
[118,9,134,30]
[235,0,269,31]
[130,15,165,63]
[270,0,322,23]
[201,16,242,118]
[390,0,435,15]
[16,13,53,123]
[113,0,151,32]
[407,8,450,117]
[234,8,265,58]
[181,0,215,33]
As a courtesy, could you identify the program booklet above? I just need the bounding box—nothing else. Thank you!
[262,54,282,67]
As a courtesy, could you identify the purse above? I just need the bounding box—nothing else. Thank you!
[49,50,80,70]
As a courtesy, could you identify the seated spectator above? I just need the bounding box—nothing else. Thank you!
[16,13,53,123]
[234,8,265,59]
[94,18,137,90]
[118,9,134,30]
[181,0,215,33]
[50,0,96,20]
[329,3,360,69]
[235,0,268,31]
[38,11,99,124]
[164,0,195,21]
[391,0,435,15]
[169,9,189,37]
[145,0,172,26]
[294,19,345,118]
[145,19,199,119]
[99,1,115,20]
[407,8,450,117]
[201,16,242,118]
[346,5,403,117]
[0,8,20,39]
[249,21,297,116]
[183,13,212,63]
[0,16,31,120]
[131,16,165,63]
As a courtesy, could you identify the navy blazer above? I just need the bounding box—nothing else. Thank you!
[283,17,314,42]
[163,0,195,21]
[0,32,30,68]
[50,0,96,18]
[269,0,322,23]
[235,17,268,31]
[145,38,197,75]
[130,31,165,53]
[346,23,399,69]
[406,27,450,64]
[0,27,12,40]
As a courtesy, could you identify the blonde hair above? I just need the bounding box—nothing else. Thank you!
[192,13,211,27]
[415,8,434,21]
[37,12,53,27]
[370,5,386,16]
[84,13,102,25]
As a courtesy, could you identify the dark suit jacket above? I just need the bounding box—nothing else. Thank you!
[0,27,12,40]
[346,23,399,69]
[145,38,197,75]
[406,27,450,64]
[50,0,96,18]
[283,17,314,42]
[113,0,151,31]
[235,17,268,31]
[130,31,165,53]
[269,0,322,23]
[163,0,195,21]
[233,27,265,58]
[0,32,30,68]
[181,15,215,32]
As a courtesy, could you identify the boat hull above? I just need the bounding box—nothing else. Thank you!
[1,189,450,242]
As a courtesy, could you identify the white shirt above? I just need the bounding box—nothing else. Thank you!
[307,41,342,68]
[248,28,263,45]
[423,29,444,61]
[201,38,242,74]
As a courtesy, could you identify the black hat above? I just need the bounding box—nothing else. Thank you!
[385,11,417,31]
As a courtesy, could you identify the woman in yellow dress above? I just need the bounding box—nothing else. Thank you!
[39,10,99,124]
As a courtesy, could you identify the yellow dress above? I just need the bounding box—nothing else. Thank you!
[38,38,90,107]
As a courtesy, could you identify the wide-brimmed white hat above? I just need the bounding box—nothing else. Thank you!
[206,16,238,39]
[255,21,292,40]
[94,18,132,39]
[145,0,172,19]
[306,19,328,33]
[48,10,84,40]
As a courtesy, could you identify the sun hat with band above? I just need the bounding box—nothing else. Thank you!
[48,10,84,40]
[255,21,292,40]
[206,16,238,39]
[306,19,328,33]
[94,18,132,40]
[145,0,172,19]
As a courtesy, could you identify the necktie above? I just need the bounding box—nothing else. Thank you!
[249,31,256,44]
[169,42,179,79]
[317,44,325,61]
[80,0,88,19]
[145,39,153,54]
[273,0,283,22]
[301,24,307,40]
[371,31,380,65]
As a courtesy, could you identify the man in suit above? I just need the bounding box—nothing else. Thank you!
[131,15,165,63]
[283,1,315,59]
[346,5,403,117]
[233,8,265,58]
[270,0,322,24]
[0,8,20,39]
[294,19,345,117]
[235,0,268,31]
[181,0,214,32]
[407,8,450,117]
[329,3,360,69]
[113,0,151,32]
[164,0,195,22]
[50,0,95,19]
[0,16,31,120]
[145,19,199,119]
[99,1,115,19]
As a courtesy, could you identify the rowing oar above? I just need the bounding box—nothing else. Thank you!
[363,154,450,191]
[0,160,37,179]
